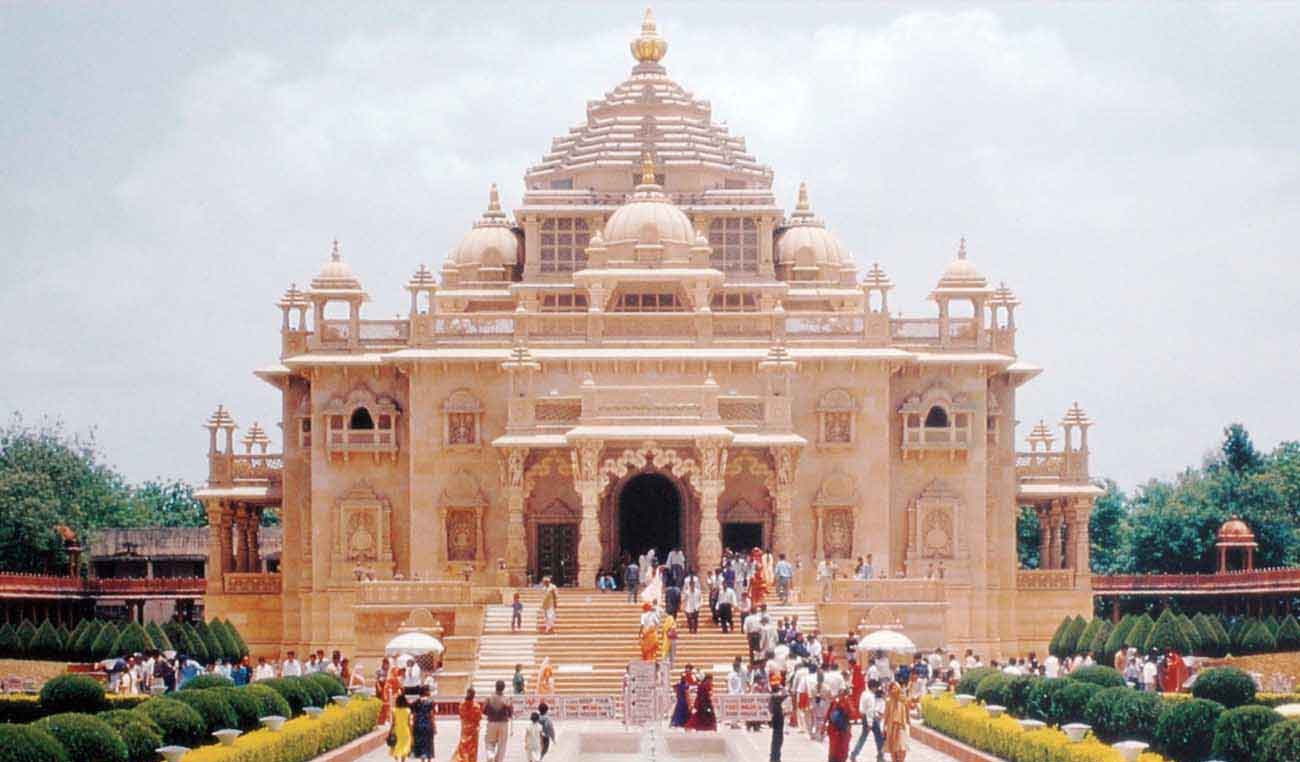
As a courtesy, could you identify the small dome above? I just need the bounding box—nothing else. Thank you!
[311,241,363,292]
[933,237,990,292]
[1217,517,1256,542]
[776,182,846,267]
[452,184,519,268]
[602,154,694,247]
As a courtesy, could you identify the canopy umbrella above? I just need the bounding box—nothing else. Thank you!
[857,629,917,654]
[384,631,444,657]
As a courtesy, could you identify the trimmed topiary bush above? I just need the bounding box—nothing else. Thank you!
[1259,718,1300,762]
[305,671,346,699]
[1051,680,1101,726]
[38,674,107,714]
[1192,613,1222,656]
[1061,616,1088,657]
[222,618,250,659]
[167,688,238,734]
[15,620,37,653]
[974,672,1014,708]
[132,697,206,747]
[89,621,118,660]
[1242,619,1277,654]
[0,622,20,659]
[1154,697,1224,762]
[1102,614,1136,665]
[262,677,309,716]
[182,673,235,690]
[1087,620,1114,658]
[243,683,291,719]
[193,620,224,662]
[1066,665,1126,689]
[209,620,240,663]
[1176,613,1202,654]
[144,621,172,653]
[1265,615,1281,637]
[1145,609,1193,655]
[211,687,261,731]
[1125,613,1155,651]
[955,667,999,697]
[1048,616,1073,659]
[1211,616,1232,654]
[0,724,70,762]
[33,712,128,762]
[1077,619,1103,658]
[1084,685,1163,743]
[1275,615,1300,651]
[294,675,330,709]
[109,622,154,658]
[1212,704,1284,762]
[72,620,101,658]
[1193,666,1257,708]
[181,622,209,663]
[97,710,163,762]
[1025,677,1069,723]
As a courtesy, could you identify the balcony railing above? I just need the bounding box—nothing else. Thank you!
[356,579,472,605]
[1016,569,1077,590]
[1092,567,1300,595]
[0,573,206,598]
[222,572,281,595]
[326,429,397,453]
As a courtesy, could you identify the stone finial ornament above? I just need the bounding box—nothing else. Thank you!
[630,7,667,64]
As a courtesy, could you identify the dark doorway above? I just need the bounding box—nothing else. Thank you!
[723,522,763,554]
[537,523,577,587]
[618,473,682,562]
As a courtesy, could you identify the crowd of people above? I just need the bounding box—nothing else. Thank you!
[101,644,367,696]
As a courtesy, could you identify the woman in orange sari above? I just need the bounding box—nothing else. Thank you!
[379,666,403,725]
[536,656,556,695]
[451,687,483,762]
[748,548,768,607]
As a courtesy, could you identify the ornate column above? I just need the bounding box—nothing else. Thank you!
[571,441,604,588]
[204,500,234,588]
[695,438,728,574]
[248,508,262,573]
[1047,503,1064,570]
[1071,498,1093,576]
[1035,505,1050,569]
[501,448,528,585]
[770,446,800,556]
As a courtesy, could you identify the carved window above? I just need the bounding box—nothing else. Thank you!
[540,218,590,273]
[446,509,479,562]
[816,389,856,446]
[298,418,311,448]
[708,218,759,274]
[900,388,974,455]
[924,406,948,428]
[444,390,484,447]
[322,389,399,458]
[709,292,759,311]
[613,291,683,312]
[541,293,589,312]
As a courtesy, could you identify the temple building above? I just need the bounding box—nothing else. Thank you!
[196,10,1102,662]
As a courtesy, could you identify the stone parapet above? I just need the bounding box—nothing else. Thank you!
[356,580,472,605]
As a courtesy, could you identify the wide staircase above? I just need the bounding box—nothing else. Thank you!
[471,588,819,696]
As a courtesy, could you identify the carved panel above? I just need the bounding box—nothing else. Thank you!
[332,483,394,574]
[822,508,854,559]
[446,509,478,562]
[822,413,852,444]
[907,481,965,563]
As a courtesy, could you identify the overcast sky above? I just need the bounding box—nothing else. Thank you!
[3,2,1298,491]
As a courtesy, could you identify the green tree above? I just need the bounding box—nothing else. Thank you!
[1146,609,1192,654]
[1017,507,1040,569]
[1089,479,1131,573]
[129,479,206,528]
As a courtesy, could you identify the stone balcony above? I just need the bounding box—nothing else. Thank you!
[222,572,281,595]
[1016,569,1078,591]
[355,579,473,607]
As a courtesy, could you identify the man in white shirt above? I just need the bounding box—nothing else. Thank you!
[761,617,780,657]
[817,559,835,602]
[1044,653,1060,678]
[281,651,302,677]
[404,658,422,696]
[743,610,764,659]
[948,653,962,682]
[850,679,883,762]
[255,657,275,681]
[666,547,685,586]
[716,584,737,633]
[1142,658,1158,692]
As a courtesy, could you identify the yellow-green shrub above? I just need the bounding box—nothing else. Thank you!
[921,693,1171,762]
[179,697,379,762]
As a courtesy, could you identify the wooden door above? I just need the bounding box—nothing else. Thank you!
[537,523,577,587]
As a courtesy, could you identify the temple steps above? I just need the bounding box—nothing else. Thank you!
[469,587,819,695]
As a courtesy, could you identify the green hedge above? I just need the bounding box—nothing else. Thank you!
[211,687,262,732]
[1084,685,1163,743]
[38,674,107,715]
[1052,680,1101,726]
[34,712,128,762]
[1146,609,1192,655]
[177,697,381,762]
[243,684,291,720]
[955,667,999,696]
[168,688,239,734]
[98,710,164,762]
[27,621,64,660]
[1066,665,1126,689]
[1259,719,1300,762]
[1212,705,1284,762]
[132,696,207,747]
[975,672,1014,707]
[1192,667,1257,708]
[1154,698,1224,762]
[183,674,236,690]
[0,724,70,762]
[89,622,119,660]
[0,623,20,658]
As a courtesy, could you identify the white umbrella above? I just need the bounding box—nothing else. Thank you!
[857,629,917,654]
[384,631,444,657]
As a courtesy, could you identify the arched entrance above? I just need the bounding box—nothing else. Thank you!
[617,473,682,563]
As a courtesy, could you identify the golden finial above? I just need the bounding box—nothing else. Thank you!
[957,236,967,260]
[630,7,668,64]
[640,152,657,185]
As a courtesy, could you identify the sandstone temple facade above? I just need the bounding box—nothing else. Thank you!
[196,10,1102,664]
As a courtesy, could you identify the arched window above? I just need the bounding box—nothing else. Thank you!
[924,406,949,428]
[350,407,375,430]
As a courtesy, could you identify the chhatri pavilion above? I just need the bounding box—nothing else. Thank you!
[196,10,1102,666]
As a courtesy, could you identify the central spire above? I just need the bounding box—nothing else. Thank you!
[640,151,657,186]
[630,7,667,64]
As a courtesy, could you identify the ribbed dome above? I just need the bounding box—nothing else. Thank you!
[1217,517,1255,541]
[451,184,519,267]
[934,238,989,292]
[776,183,846,267]
[310,241,363,292]
[602,156,694,247]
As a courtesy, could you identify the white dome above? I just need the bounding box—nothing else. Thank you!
[776,224,846,267]
[776,182,846,267]
[451,184,519,268]
[933,238,990,293]
[310,241,363,291]
[602,192,695,246]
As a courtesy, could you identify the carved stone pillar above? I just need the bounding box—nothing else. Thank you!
[233,505,251,573]
[1071,498,1093,575]
[1035,505,1050,570]
[1047,504,1064,570]
[571,441,604,588]
[696,437,728,574]
[203,500,232,586]
[502,448,528,585]
[770,446,800,556]
[248,508,261,572]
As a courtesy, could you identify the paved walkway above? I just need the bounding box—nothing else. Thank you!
[357,717,958,762]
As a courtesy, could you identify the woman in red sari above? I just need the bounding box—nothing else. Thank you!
[685,674,718,731]
[451,687,483,762]
[748,548,768,607]
[824,675,855,762]
[379,665,403,725]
